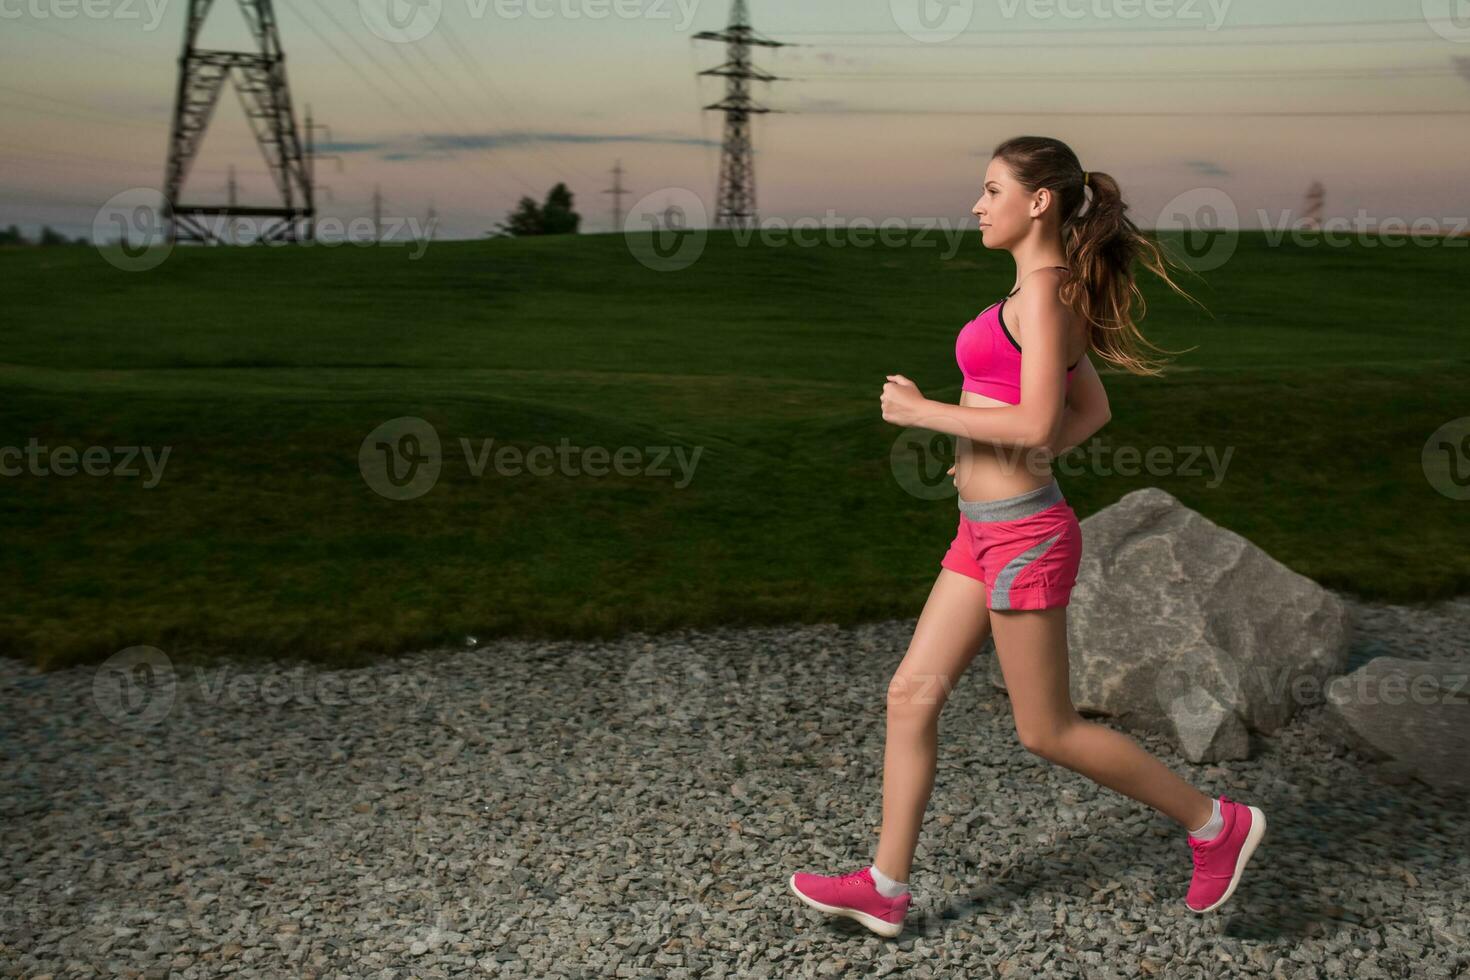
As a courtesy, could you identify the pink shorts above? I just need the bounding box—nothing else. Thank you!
[939,479,1082,610]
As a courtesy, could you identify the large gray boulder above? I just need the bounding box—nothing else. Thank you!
[989,486,1353,762]
[1323,657,1470,793]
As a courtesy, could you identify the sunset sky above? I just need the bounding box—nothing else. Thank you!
[4,0,1469,240]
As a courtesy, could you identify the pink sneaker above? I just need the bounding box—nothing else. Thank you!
[1186,795,1267,913]
[788,866,911,938]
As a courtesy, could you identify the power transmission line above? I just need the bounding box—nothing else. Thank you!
[798,108,1470,117]
[395,34,546,193]
[793,66,1465,83]
[279,0,522,205]
[0,141,241,184]
[433,12,600,186]
[310,0,574,200]
[275,0,535,232]
[0,84,165,119]
[815,35,1457,49]
[306,0,536,195]
[0,98,159,131]
[775,16,1460,36]
[277,0,413,118]
[7,15,147,63]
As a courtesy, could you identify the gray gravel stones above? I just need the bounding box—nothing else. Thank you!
[2,588,1468,978]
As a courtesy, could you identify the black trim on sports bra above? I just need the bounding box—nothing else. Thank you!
[996,299,1082,371]
[997,265,1081,371]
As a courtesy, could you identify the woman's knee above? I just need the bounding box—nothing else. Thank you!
[1014,714,1081,761]
[886,670,951,725]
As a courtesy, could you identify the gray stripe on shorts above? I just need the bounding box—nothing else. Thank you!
[958,479,1063,522]
[989,530,1063,611]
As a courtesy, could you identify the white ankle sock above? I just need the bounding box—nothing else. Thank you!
[869,864,910,898]
[1187,797,1223,840]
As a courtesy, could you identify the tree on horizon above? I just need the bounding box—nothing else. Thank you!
[487,183,581,237]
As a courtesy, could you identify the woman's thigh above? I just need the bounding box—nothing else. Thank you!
[988,606,1077,739]
[888,568,994,713]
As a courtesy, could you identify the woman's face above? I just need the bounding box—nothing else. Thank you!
[971,157,1033,250]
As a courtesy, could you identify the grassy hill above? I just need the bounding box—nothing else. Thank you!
[2,230,1466,668]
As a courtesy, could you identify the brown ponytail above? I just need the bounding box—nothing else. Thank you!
[992,135,1205,377]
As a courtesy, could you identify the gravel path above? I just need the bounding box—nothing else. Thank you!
[3,589,1468,978]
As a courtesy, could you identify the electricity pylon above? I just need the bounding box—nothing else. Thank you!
[604,159,631,233]
[162,0,313,244]
[693,0,786,229]
[1300,181,1324,231]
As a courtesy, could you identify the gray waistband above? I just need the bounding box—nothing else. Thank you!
[958,479,1064,522]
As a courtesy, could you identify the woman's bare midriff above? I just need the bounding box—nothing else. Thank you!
[952,390,1058,504]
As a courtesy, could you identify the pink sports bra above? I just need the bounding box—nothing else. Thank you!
[955,268,1080,405]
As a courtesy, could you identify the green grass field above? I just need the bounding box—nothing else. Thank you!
[2,230,1467,669]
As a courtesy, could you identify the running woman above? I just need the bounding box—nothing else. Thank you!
[788,136,1266,938]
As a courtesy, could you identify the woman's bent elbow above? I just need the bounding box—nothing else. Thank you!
[1028,423,1062,451]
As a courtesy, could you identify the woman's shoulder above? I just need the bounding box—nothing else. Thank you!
[1010,268,1082,343]
[1010,265,1072,298]
[1012,266,1075,307]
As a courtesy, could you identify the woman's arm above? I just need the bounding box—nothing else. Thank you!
[1047,354,1110,454]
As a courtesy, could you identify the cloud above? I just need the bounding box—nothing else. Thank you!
[319,140,395,154]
